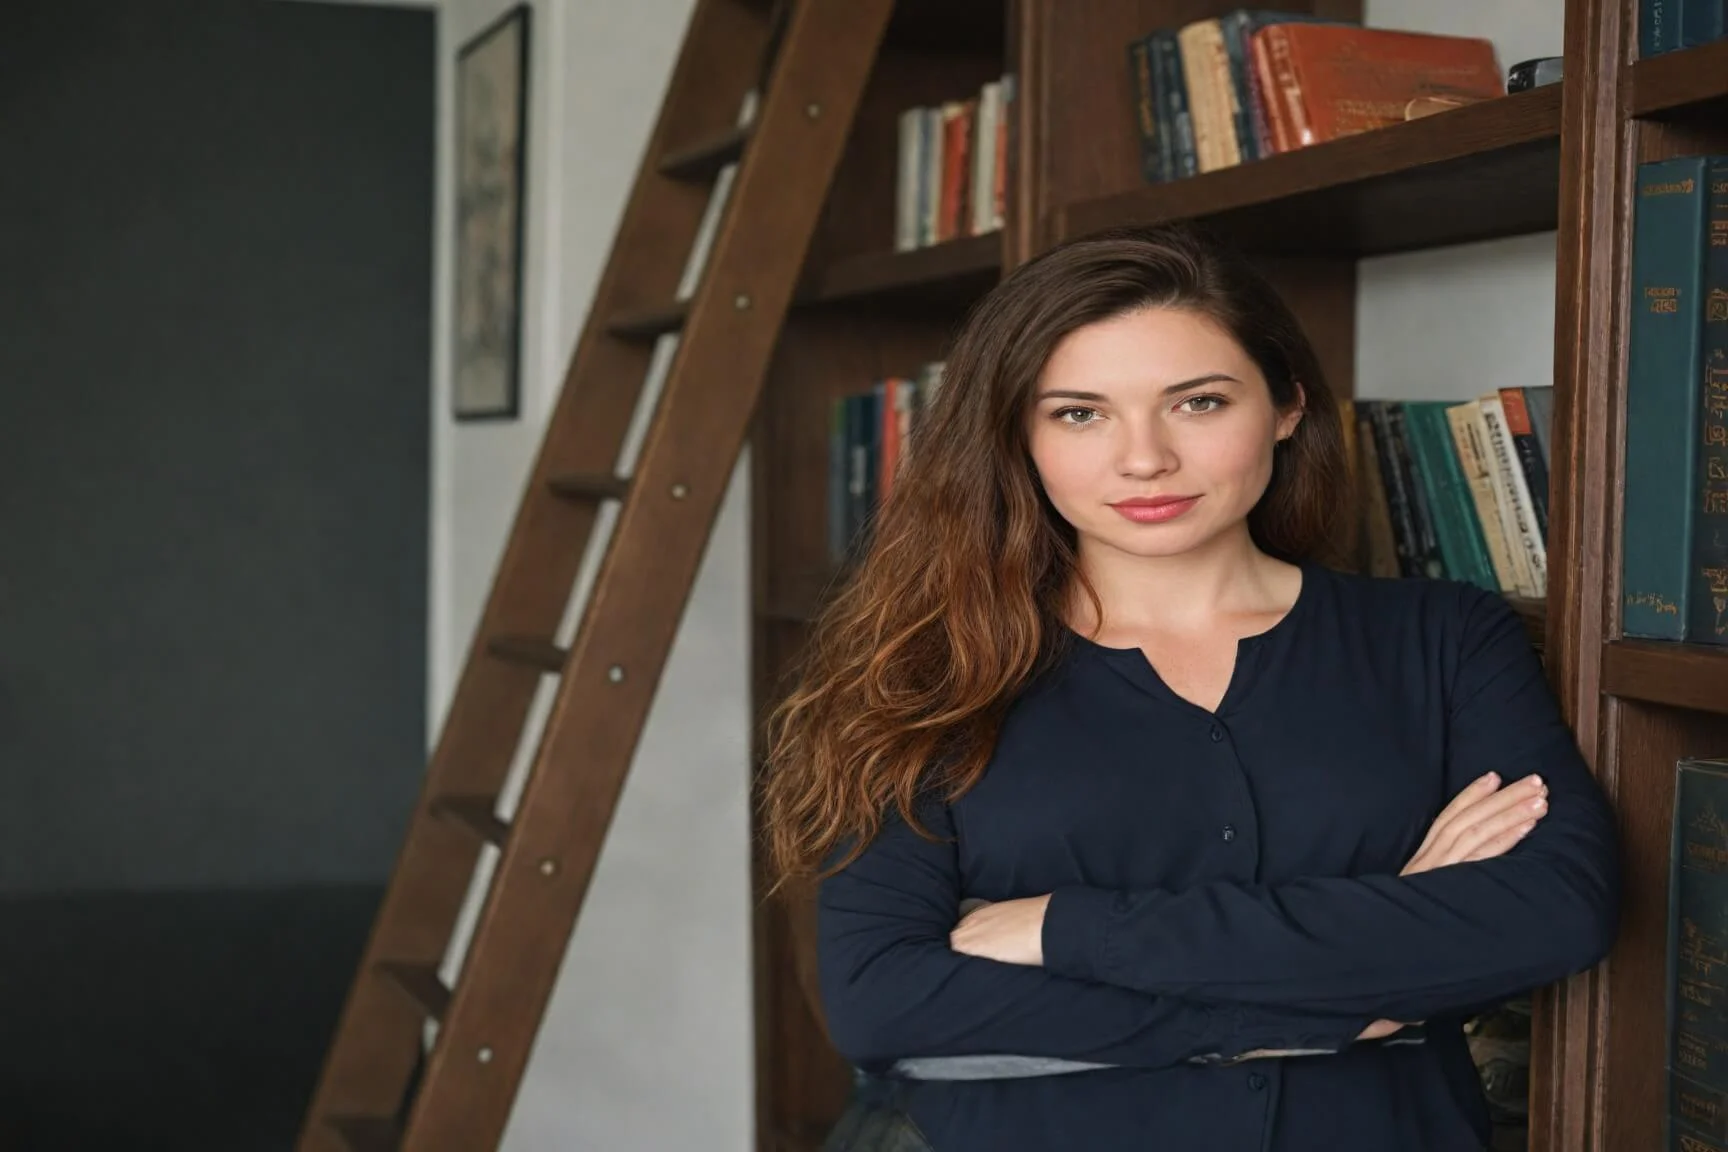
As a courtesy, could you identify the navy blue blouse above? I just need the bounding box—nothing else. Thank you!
[816,561,1620,1151]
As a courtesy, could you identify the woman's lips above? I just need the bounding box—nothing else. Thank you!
[1109,496,1200,523]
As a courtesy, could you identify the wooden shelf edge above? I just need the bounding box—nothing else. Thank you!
[1058,84,1563,255]
[1631,37,1728,118]
[1602,639,1728,715]
[796,232,1003,308]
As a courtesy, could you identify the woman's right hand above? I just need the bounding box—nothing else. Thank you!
[1355,772,1551,1043]
[1401,771,1549,877]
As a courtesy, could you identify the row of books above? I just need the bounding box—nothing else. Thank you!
[1346,393,1553,600]
[1622,154,1728,646]
[893,77,1014,253]
[1641,0,1728,56]
[1126,11,1508,182]
[825,361,945,565]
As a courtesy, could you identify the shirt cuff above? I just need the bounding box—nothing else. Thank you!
[1201,1005,1372,1063]
[1041,885,1119,983]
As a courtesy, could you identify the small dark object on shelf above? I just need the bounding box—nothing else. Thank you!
[1508,57,1564,92]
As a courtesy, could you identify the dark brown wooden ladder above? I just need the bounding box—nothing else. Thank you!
[296,1,893,1148]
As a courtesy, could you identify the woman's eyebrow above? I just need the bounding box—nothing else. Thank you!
[1033,374,1242,403]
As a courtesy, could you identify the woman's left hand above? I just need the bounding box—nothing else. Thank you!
[950,895,1051,966]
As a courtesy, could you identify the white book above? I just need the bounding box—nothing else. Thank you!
[972,82,1002,237]
[895,106,924,252]
[1478,393,1547,595]
[920,106,944,247]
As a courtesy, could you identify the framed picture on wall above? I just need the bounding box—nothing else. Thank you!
[452,3,530,421]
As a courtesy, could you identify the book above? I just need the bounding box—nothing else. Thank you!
[1666,757,1728,1152]
[1250,23,1503,151]
[1687,159,1728,645]
[1623,156,1717,640]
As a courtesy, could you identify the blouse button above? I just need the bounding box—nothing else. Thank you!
[1248,1072,1267,1091]
[1221,824,1236,842]
[1209,726,1223,742]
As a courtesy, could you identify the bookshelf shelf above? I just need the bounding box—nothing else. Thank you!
[795,233,1002,311]
[1630,37,1728,119]
[1602,640,1728,715]
[1058,84,1563,258]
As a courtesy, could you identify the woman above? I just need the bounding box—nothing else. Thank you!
[758,223,1619,1151]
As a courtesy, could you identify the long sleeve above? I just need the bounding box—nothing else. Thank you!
[1040,588,1621,1023]
[818,791,1374,1073]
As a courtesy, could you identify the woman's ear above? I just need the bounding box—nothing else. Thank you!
[1277,381,1308,443]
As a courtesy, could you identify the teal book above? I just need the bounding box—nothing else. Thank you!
[1666,757,1728,1152]
[1623,156,1714,640]
[1404,402,1500,592]
[1688,159,1728,645]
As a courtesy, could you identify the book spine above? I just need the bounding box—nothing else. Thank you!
[1262,24,1313,150]
[1357,414,1402,577]
[972,82,1002,236]
[1524,384,1556,478]
[1683,0,1725,47]
[1480,394,1547,595]
[1127,38,1163,184]
[1500,387,1552,543]
[1388,404,1447,579]
[1446,401,1526,595]
[828,396,848,565]
[894,108,922,252]
[1409,402,1501,592]
[1665,757,1728,1152]
[1687,159,1728,645]
[1624,156,1710,639]
[1219,12,1259,162]
[1363,402,1424,578]
[1152,32,1198,177]
[1642,0,1678,57]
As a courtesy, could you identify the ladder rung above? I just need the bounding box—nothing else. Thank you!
[326,1116,401,1152]
[377,960,451,1023]
[659,126,749,182]
[547,472,631,501]
[430,793,510,847]
[486,634,569,672]
[604,301,688,340]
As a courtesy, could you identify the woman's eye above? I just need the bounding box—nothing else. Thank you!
[1053,407,1099,425]
[1180,395,1227,414]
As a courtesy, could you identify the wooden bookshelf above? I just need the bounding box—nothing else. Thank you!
[1602,641,1728,716]
[796,232,1001,310]
[744,2,1704,1151]
[1630,36,1728,118]
[1060,85,1563,257]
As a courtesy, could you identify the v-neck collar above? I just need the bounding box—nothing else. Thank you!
[1064,559,1324,719]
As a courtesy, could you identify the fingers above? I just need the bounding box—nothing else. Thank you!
[1449,782,1547,861]
[1428,774,1549,867]
[1460,818,1539,863]
[1411,771,1503,859]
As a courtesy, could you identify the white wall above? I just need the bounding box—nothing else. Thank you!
[430,1,753,1149]
[1356,0,1566,404]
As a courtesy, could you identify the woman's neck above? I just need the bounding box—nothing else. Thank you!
[1069,528,1300,637]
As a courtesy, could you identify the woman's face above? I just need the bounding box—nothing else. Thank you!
[1024,306,1302,562]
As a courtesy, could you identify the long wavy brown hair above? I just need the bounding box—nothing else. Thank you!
[758,222,1351,895]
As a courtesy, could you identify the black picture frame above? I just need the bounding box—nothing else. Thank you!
[452,3,530,421]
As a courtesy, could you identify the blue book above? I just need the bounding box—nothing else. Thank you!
[1665,758,1728,1152]
[1623,156,1716,639]
[1686,159,1728,644]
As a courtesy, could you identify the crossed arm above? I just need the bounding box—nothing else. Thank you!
[817,594,1620,1072]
